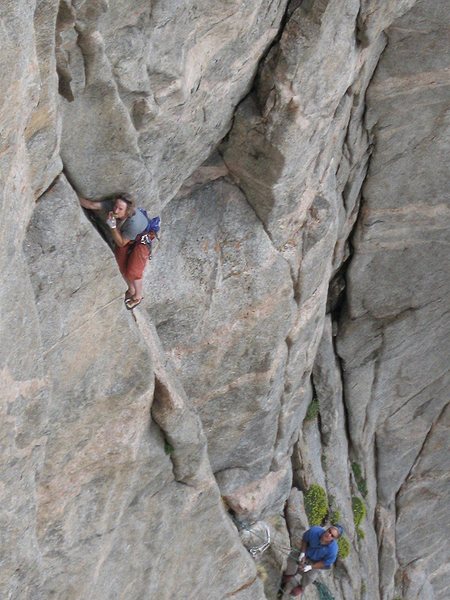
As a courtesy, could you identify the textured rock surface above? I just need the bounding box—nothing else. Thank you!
[337,2,450,597]
[1,1,448,599]
[19,175,263,599]
[59,0,289,205]
[146,177,295,495]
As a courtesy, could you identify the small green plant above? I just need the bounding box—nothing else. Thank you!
[352,496,366,525]
[305,397,320,421]
[337,535,350,559]
[304,484,328,526]
[352,496,366,539]
[164,441,174,455]
[352,462,368,498]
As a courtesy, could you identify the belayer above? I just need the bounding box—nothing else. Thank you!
[79,193,160,309]
[280,524,343,597]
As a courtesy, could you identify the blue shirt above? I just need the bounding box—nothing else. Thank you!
[303,526,338,568]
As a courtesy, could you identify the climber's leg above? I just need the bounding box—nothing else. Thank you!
[300,567,319,589]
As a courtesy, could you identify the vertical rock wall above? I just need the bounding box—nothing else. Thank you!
[1,2,60,596]
[337,2,450,597]
[1,1,448,599]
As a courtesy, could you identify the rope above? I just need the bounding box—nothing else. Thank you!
[314,580,335,600]
[230,515,299,558]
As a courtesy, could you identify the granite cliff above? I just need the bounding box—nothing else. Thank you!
[1,1,448,599]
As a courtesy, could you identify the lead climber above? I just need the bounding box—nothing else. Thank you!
[280,524,343,598]
[79,193,158,309]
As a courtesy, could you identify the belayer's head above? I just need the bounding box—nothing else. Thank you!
[321,525,343,545]
[113,193,136,219]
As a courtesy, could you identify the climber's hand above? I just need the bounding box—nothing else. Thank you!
[301,565,312,573]
[106,212,117,229]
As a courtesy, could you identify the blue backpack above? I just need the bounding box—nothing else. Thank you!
[137,209,161,259]
[138,208,161,237]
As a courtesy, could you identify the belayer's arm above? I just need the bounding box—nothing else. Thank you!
[309,560,327,570]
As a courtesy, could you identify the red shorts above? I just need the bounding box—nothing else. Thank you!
[114,242,149,281]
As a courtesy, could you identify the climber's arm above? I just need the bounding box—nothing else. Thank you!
[108,224,130,248]
[79,197,102,210]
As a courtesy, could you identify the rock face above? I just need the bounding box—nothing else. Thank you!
[1,1,448,599]
[337,3,450,597]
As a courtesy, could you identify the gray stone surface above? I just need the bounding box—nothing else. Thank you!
[0,4,61,596]
[59,0,289,205]
[396,404,449,600]
[219,1,418,490]
[337,1,450,597]
[311,317,363,598]
[223,464,292,521]
[285,487,308,551]
[20,175,264,600]
[145,178,295,494]
[222,0,363,248]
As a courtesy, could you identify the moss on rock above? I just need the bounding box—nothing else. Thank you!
[305,397,320,421]
[352,496,366,539]
[352,496,366,526]
[351,462,368,498]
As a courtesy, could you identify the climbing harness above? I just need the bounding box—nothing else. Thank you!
[128,211,161,259]
[139,232,156,256]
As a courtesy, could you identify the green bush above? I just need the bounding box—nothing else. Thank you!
[304,484,328,526]
[351,462,368,498]
[305,397,320,421]
[337,535,350,559]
